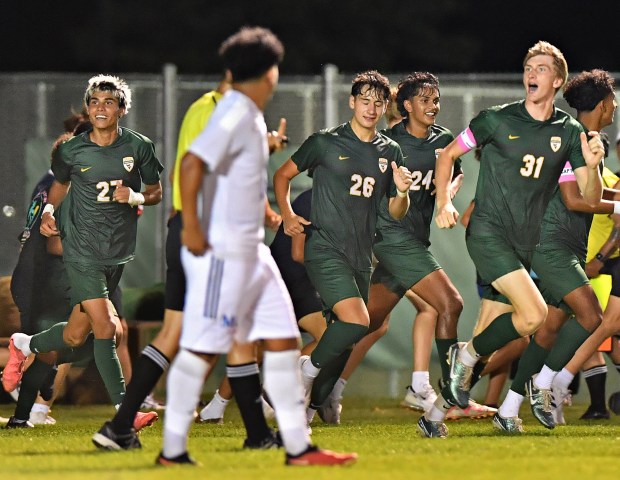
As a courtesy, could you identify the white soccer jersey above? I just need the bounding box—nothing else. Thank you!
[188,89,269,258]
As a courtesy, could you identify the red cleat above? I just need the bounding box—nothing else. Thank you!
[286,446,358,466]
[2,337,28,392]
[133,411,158,432]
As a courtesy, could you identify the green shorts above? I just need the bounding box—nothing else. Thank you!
[304,242,370,311]
[466,233,534,303]
[65,262,124,307]
[372,237,441,298]
[531,243,588,314]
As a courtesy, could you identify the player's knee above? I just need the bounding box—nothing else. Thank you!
[518,304,547,335]
[63,331,87,348]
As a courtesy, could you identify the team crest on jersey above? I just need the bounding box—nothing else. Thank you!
[122,157,135,172]
[550,136,561,152]
[378,158,388,173]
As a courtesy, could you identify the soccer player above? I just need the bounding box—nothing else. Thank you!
[493,69,616,431]
[3,75,163,431]
[316,73,493,423]
[425,41,605,438]
[159,26,356,466]
[274,70,412,422]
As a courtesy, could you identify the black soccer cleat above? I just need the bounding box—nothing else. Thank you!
[92,421,142,450]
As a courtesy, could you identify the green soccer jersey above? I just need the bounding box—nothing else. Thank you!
[380,122,459,246]
[52,127,163,265]
[468,100,586,249]
[292,122,403,270]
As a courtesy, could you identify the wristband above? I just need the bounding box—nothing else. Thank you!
[396,189,409,198]
[42,204,54,216]
[614,201,620,215]
[128,190,145,207]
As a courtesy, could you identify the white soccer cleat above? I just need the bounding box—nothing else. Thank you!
[29,411,56,425]
[400,384,438,413]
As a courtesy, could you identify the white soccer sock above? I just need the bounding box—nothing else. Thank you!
[263,350,310,456]
[460,341,479,367]
[30,403,49,414]
[302,356,320,378]
[199,389,230,420]
[306,407,316,424]
[13,333,32,357]
[331,378,347,400]
[427,394,450,422]
[498,389,524,418]
[534,365,556,390]
[163,349,210,459]
[552,368,574,390]
[412,371,431,393]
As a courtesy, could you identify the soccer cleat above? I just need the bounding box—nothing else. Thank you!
[197,390,227,424]
[551,386,571,425]
[92,422,141,450]
[243,429,282,449]
[156,451,197,466]
[492,412,524,433]
[5,416,34,429]
[2,335,29,392]
[444,343,473,408]
[317,389,343,424]
[526,378,555,429]
[285,445,357,466]
[446,400,497,420]
[417,415,448,438]
[400,384,438,412]
[141,393,165,410]
[29,411,56,425]
[133,411,158,431]
[579,405,610,420]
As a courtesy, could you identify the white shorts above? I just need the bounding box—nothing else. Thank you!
[180,243,300,354]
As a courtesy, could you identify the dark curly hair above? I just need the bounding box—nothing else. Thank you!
[563,69,615,112]
[396,72,440,118]
[350,70,390,101]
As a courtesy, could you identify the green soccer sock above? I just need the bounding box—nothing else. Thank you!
[545,317,591,372]
[472,312,521,357]
[510,338,550,396]
[57,334,95,365]
[93,338,126,406]
[30,322,68,354]
[435,337,458,384]
[309,349,351,409]
[14,358,54,421]
[310,322,368,369]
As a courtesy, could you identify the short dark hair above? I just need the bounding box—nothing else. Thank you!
[396,72,440,118]
[219,26,284,82]
[351,70,390,101]
[563,69,616,112]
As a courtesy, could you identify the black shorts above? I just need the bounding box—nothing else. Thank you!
[109,286,123,318]
[286,276,322,321]
[165,212,186,311]
[601,256,620,298]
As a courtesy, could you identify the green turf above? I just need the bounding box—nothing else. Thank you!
[1,398,618,479]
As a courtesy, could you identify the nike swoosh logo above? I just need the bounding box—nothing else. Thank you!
[80,167,93,172]
[508,135,520,140]
[338,156,350,160]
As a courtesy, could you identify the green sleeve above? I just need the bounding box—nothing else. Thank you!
[468,108,501,147]
[138,139,164,185]
[51,143,73,183]
[291,132,324,173]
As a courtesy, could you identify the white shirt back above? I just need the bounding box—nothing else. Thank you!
[188,89,268,258]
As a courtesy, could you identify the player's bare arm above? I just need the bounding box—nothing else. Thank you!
[560,181,618,215]
[435,139,466,229]
[573,131,604,207]
[40,179,70,237]
[179,151,209,255]
[113,182,162,206]
[273,158,311,237]
[388,161,412,220]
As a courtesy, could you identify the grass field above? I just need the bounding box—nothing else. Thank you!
[1,398,619,480]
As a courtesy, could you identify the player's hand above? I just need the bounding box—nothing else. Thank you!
[580,131,605,169]
[391,161,412,194]
[584,258,602,279]
[182,223,210,256]
[283,213,311,237]
[267,118,288,153]
[264,206,282,231]
[435,202,459,229]
[113,185,131,203]
[40,212,59,237]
